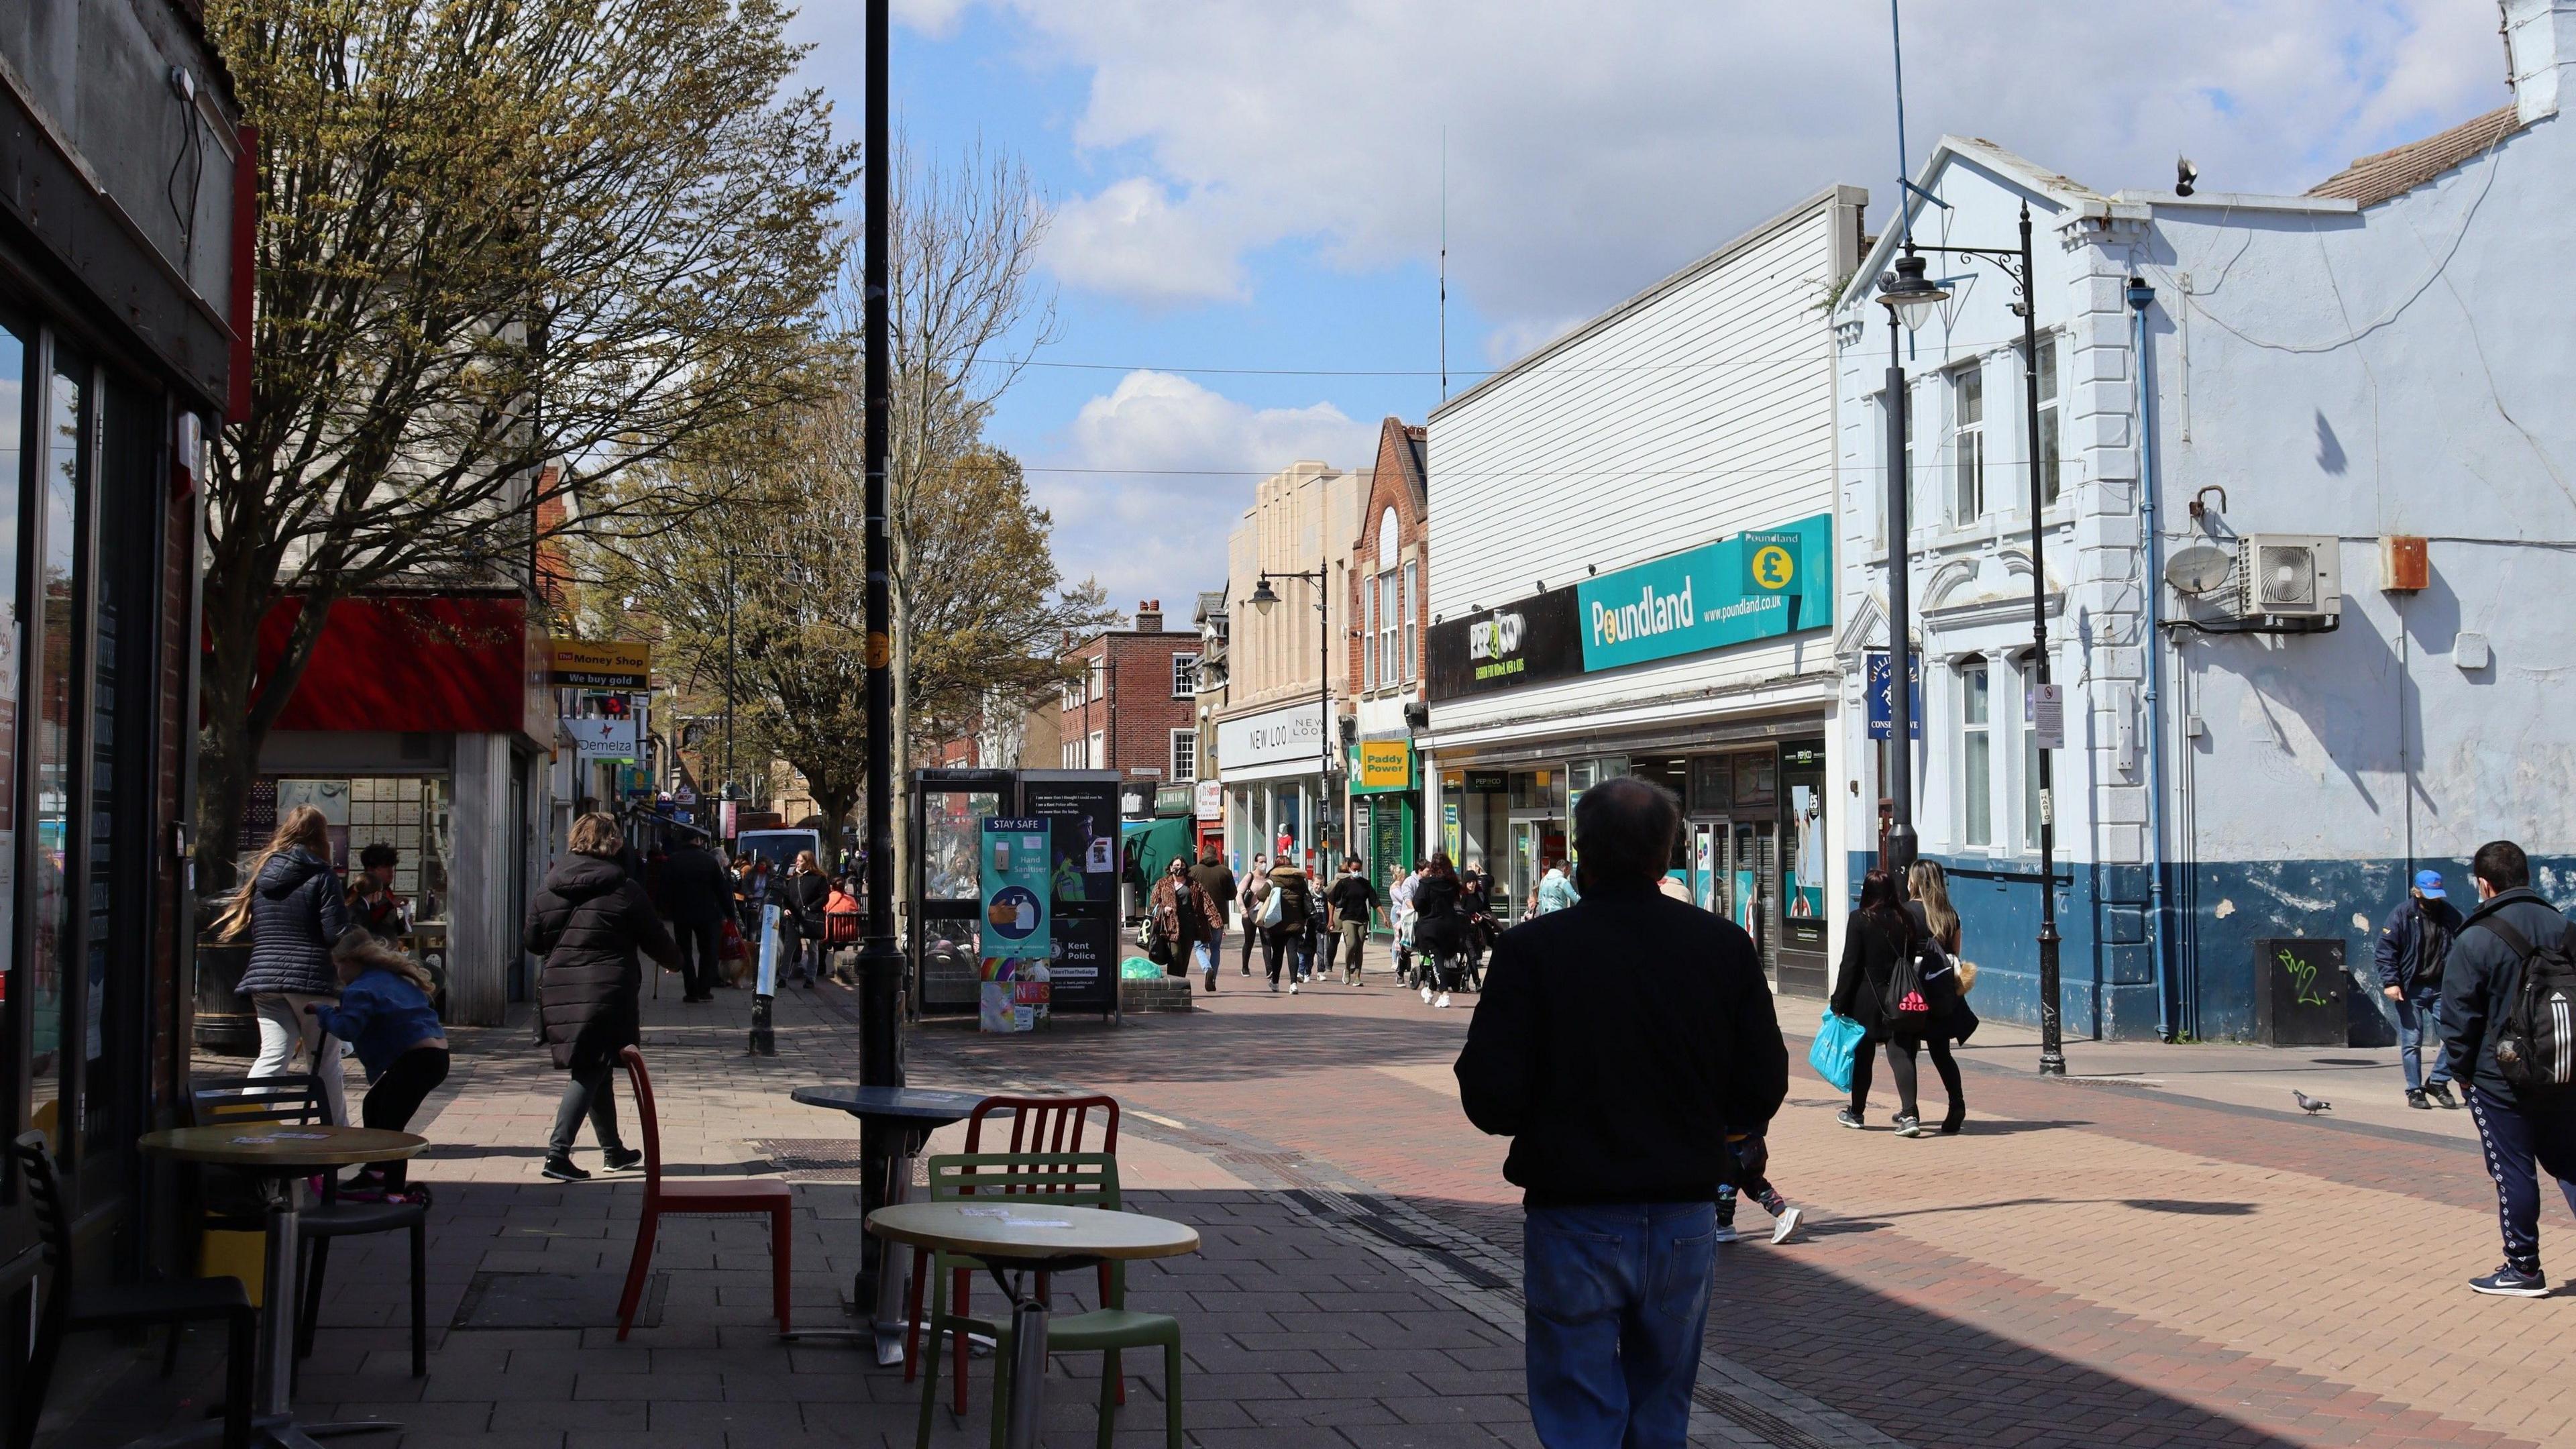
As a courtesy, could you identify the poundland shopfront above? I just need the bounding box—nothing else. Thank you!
[1419,516,1843,994]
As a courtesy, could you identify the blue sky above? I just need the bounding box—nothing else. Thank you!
[784,0,2506,610]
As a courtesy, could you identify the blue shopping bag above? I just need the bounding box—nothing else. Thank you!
[1808,1010,1864,1093]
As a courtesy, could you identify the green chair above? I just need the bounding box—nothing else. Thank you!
[912,1152,1183,1449]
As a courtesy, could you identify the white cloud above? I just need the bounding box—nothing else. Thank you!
[1046,178,1248,305]
[971,0,2501,352]
[1034,370,1376,603]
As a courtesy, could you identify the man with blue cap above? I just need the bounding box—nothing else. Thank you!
[2376,867,2465,1108]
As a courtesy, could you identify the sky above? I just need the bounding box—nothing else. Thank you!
[784,0,2511,613]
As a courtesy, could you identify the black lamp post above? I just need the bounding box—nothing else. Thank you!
[1882,201,2067,1077]
[1875,246,1944,878]
[1250,568,1332,864]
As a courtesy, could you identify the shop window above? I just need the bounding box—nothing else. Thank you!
[1959,659,1992,847]
[1401,561,1418,683]
[1376,566,1399,690]
[0,314,23,1140]
[2031,334,2062,507]
[1689,756,1731,814]
[2020,654,2043,849]
[1951,364,1985,525]
[1363,573,1378,689]
[30,342,83,1142]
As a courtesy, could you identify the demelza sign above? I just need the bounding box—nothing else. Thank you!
[1575,513,1831,673]
[1217,699,1328,772]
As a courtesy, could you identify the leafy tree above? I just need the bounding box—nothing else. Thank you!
[200,0,853,883]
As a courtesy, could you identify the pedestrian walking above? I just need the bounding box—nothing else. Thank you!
[1149,857,1209,979]
[1189,849,1237,991]
[1458,863,1497,981]
[824,875,862,985]
[2377,867,2463,1108]
[220,804,355,1128]
[779,851,830,987]
[1326,858,1385,985]
[1714,1130,1803,1245]
[659,835,733,1003]
[1238,855,1269,976]
[1261,855,1313,994]
[1455,777,1788,1449]
[1831,868,1964,1137]
[1905,859,1976,1126]
[2438,839,2576,1296]
[1412,854,1467,1008]
[1390,861,1422,984]
[308,930,449,1197]
[527,812,679,1183]
[1530,855,1580,916]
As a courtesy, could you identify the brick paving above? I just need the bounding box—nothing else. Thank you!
[44,965,2576,1449]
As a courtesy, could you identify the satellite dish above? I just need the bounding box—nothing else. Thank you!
[2165,544,2234,596]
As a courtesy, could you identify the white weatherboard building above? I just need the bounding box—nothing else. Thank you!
[1422,186,1865,996]
[1831,0,2576,1042]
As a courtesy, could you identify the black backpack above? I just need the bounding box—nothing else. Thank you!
[2471,916,2576,1094]
[2412,900,2455,994]
[1882,934,1938,1031]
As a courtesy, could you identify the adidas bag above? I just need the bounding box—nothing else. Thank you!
[2473,916,2576,1094]
[1882,942,1937,1032]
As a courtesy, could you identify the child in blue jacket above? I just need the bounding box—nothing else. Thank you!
[307,931,449,1196]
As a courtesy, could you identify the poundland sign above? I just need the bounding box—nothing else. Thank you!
[1575,514,1831,673]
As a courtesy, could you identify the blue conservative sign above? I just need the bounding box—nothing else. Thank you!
[1575,513,1831,673]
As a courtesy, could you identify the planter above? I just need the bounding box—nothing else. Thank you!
[193,940,258,1056]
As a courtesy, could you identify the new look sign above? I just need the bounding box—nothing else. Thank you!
[1576,514,1831,673]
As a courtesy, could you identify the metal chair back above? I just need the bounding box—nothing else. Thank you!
[922,1152,1122,1211]
[961,1095,1120,1195]
[190,1073,325,1129]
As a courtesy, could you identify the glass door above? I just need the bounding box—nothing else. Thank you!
[1691,820,1724,914]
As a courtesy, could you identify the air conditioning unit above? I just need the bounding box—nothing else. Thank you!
[2236,534,2341,620]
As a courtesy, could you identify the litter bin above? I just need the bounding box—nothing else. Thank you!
[2253,938,2348,1046]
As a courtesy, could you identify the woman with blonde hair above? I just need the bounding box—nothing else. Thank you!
[223,805,355,1125]
[1904,859,1976,1132]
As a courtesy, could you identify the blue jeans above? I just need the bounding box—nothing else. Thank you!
[2397,990,2450,1091]
[1522,1202,1715,1448]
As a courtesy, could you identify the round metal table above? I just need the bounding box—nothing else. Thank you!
[139,1125,427,1449]
[867,1202,1199,1449]
[786,1085,988,1357]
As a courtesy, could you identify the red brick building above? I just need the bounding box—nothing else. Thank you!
[1059,601,1203,803]
[1344,419,1430,888]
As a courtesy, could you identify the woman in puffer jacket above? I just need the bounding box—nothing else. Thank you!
[219,805,355,1126]
[525,812,678,1182]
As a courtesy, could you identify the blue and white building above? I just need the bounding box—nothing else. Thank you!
[1830,0,2576,1041]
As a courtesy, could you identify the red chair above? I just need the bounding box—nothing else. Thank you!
[905,1093,1120,1411]
[614,1046,794,1340]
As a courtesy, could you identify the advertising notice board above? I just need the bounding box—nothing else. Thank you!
[1020,775,1122,1017]
[977,818,1053,1032]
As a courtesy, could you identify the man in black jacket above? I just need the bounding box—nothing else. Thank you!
[2440,839,2576,1297]
[2374,867,2462,1108]
[1189,849,1237,987]
[1454,777,1787,1446]
[660,837,735,1002]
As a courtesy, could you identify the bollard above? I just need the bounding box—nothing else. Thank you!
[749,991,776,1056]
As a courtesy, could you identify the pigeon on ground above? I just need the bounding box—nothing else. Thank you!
[2293,1090,2333,1114]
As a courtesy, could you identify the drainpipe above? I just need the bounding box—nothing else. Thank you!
[2127,278,2175,1042]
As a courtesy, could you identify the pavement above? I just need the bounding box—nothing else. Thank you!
[42,951,2576,1449]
